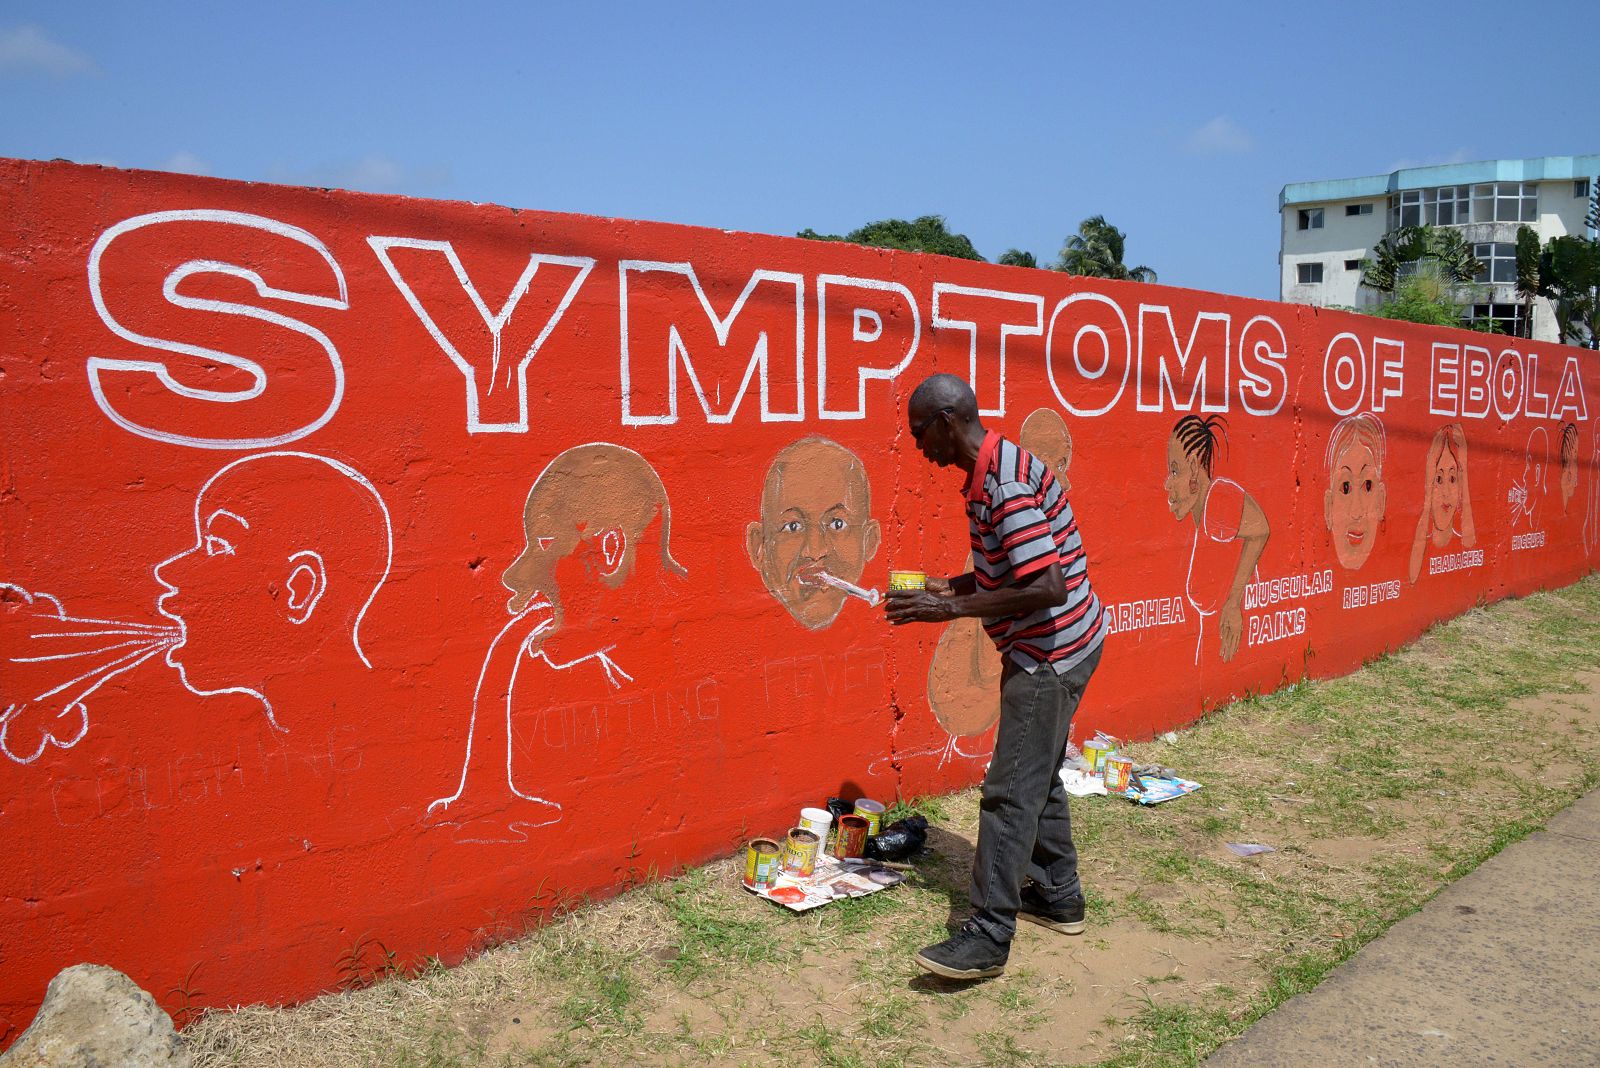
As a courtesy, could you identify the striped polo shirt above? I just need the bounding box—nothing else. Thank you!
[964,430,1103,673]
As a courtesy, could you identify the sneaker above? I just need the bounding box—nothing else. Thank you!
[1017,885,1086,935]
[914,922,1009,979]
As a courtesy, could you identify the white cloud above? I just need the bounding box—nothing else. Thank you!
[1183,116,1254,155]
[0,25,94,78]
[160,151,210,176]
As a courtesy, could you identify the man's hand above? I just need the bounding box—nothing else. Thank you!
[926,576,955,597]
[885,589,957,626]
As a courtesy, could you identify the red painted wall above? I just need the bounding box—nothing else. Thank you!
[2,158,1595,1037]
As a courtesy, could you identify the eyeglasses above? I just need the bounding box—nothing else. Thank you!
[911,407,953,441]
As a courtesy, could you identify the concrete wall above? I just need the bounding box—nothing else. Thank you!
[3,158,1598,1039]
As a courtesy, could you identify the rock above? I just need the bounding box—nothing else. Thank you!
[0,964,191,1067]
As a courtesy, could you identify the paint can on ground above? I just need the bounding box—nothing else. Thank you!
[744,838,782,889]
[780,828,821,877]
[798,807,833,852]
[888,570,927,592]
[1083,739,1114,775]
[854,798,887,837]
[1103,756,1134,793]
[836,814,870,859]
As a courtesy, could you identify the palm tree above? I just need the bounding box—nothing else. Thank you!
[997,248,1037,268]
[1055,216,1156,282]
[1360,225,1482,294]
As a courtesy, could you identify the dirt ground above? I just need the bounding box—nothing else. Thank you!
[184,581,1600,1067]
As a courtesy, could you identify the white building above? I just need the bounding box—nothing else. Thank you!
[1280,155,1598,341]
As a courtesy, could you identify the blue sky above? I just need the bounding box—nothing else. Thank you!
[2,1,1595,301]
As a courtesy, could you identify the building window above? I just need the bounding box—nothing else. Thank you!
[1344,259,1363,271]
[1298,208,1324,230]
[1345,203,1374,217]
[1467,303,1529,338]
[1297,262,1324,284]
[1471,182,1537,223]
[1433,185,1470,225]
[1577,179,1592,199]
[1473,242,1517,285]
[1390,190,1423,228]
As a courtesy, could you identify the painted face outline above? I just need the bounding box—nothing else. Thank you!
[1431,450,1461,538]
[747,439,881,630]
[1164,434,1202,521]
[1326,440,1384,570]
[150,452,390,728]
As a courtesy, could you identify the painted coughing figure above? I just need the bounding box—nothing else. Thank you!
[154,451,393,737]
[1,451,392,766]
[1164,416,1269,662]
[1324,413,1387,572]
[429,443,687,841]
[746,436,881,630]
[1408,424,1477,583]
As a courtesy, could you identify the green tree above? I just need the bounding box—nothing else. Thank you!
[997,248,1038,268]
[1541,235,1600,347]
[1372,262,1469,328]
[796,215,985,261]
[1055,215,1156,281]
[1360,225,1483,294]
[1515,225,1545,336]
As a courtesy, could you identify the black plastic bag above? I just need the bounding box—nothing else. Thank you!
[864,814,928,861]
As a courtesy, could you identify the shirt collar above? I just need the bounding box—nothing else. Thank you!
[964,430,1002,503]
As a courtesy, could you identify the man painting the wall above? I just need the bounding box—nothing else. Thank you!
[886,374,1103,980]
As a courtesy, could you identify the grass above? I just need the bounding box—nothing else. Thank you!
[183,576,1600,1067]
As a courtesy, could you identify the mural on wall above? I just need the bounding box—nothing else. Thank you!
[2,451,390,762]
[1560,423,1579,515]
[1587,421,1600,554]
[746,436,881,630]
[1324,413,1387,572]
[1408,424,1478,583]
[1163,416,1270,662]
[429,443,686,842]
[1,584,178,764]
[2,158,1597,1037]
[1019,407,1073,491]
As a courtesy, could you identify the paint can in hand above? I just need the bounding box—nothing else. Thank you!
[888,570,928,592]
[780,828,820,877]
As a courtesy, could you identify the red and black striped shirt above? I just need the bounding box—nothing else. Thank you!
[963,430,1103,673]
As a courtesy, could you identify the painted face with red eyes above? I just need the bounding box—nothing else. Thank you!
[1325,440,1385,570]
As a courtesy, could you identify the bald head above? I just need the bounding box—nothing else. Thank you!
[748,436,881,630]
[909,374,979,422]
[1020,408,1073,491]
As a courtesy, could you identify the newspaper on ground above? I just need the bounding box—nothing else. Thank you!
[744,853,906,912]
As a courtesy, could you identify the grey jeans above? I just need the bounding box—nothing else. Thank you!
[968,641,1103,944]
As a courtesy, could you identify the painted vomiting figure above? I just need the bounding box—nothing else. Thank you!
[886,373,1104,980]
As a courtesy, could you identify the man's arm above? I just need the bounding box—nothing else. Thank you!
[887,562,1066,625]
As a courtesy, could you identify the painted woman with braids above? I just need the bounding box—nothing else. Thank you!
[1163,415,1270,662]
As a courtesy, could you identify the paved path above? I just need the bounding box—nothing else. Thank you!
[1205,787,1600,1068]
